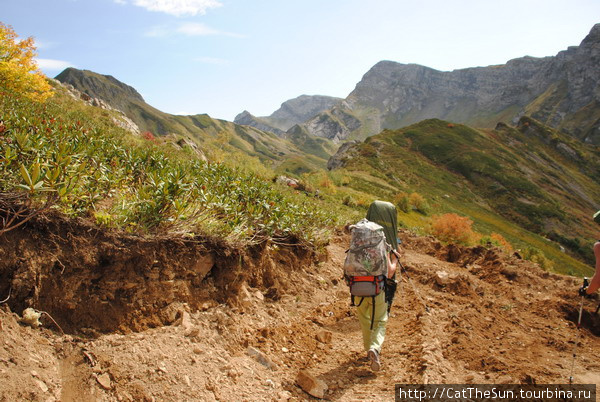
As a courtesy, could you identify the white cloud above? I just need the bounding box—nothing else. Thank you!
[131,0,222,16]
[194,56,228,65]
[35,58,74,71]
[144,22,242,38]
[177,22,220,36]
[177,22,242,38]
[33,40,58,50]
[144,25,171,37]
[113,0,127,4]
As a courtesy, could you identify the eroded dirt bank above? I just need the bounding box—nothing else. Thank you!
[1,216,600,401]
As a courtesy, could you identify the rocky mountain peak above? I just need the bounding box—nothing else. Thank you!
[298,23,600,144]
[235,95,342,135]
[269,95,342,129]
[55,68,145,111]
[234,110,254,123]
[581,23,600,46]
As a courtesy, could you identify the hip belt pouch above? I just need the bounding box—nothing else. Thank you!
[349,275,385,297]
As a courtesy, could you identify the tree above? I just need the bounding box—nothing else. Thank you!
[0,22,53,102]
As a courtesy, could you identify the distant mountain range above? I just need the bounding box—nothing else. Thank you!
[236,23,600,145]
[234,95,342,135]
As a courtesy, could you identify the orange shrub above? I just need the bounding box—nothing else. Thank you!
[430,213,476,245]
[490,233,513,252]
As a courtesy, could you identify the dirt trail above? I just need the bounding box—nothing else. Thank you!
[1,229,600,401]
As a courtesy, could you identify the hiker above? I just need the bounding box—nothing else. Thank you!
[355,200,402,371]
[580,211,600,296]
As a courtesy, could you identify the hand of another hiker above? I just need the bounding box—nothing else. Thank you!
[578,285,595,299]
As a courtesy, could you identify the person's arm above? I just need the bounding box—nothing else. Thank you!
[586,242,600,294]
[387,245,402,278]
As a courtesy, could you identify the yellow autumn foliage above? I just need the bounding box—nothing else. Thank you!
[0,22,53,102]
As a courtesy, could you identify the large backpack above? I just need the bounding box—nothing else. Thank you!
[344,219,390,328]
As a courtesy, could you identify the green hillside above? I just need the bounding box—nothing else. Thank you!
[54,68,335,176]
[0,82,354,246]
[326,119,600,275]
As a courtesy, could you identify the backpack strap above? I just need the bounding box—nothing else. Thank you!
[370,295,375,330]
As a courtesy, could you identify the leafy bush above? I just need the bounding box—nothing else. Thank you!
[394,192,430,215]
[430,213,477,245]
[0,89,338,246]
[409,192,430,215]
[394,192,410,213]
[480,233,513,252]
[522,247,553,271]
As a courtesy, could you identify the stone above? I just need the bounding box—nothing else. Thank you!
[34,379,48,393]
[192,254,215,281]
[96,373,112,390]
[179,311,193,330]
[315,330,333,344]
[296,370,328,399]
[246,346,277,371]
[435,271,450,286]
[238,284,254,309]
[185,327,200,337]
[21,308,42,328]
[175,138,208,162]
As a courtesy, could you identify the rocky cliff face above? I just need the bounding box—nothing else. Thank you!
[302,24,600,144]
[235,95,341,134]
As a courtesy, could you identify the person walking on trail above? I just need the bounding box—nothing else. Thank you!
[580,211,600,297]
[357,200,402,372]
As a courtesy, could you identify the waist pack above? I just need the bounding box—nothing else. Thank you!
[346,275,386,297]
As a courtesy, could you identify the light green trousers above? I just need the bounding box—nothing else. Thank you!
[356,291,388,353]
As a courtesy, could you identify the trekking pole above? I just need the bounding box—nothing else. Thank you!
[568,277,588,384]
[399,262,430,313]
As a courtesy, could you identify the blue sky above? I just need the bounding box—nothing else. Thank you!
[3,0,600,121]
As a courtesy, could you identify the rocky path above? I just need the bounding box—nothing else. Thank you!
[1,231,600,401]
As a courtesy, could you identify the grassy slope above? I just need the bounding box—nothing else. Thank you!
[55,69,334,177]
[0,84,356,246]
[332,119,600,275]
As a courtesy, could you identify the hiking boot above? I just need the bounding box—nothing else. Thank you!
[367,348,381,371]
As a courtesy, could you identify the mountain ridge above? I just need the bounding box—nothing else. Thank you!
[293,23,600,144]
[234,94,342,134]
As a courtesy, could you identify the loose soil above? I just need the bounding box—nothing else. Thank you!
[1,213,599,401]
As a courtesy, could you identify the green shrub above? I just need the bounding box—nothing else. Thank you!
[522,247,553,271]
[0,90,339,246]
